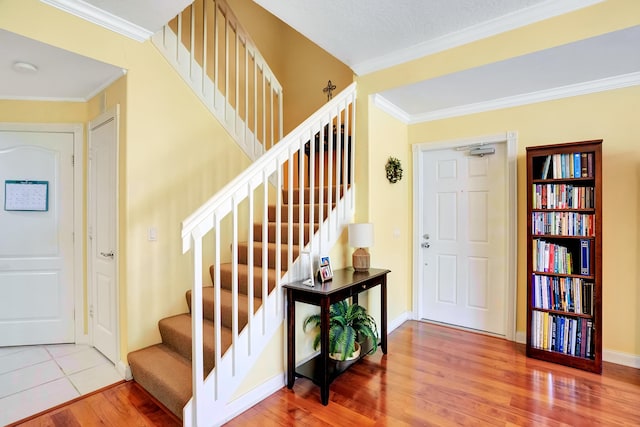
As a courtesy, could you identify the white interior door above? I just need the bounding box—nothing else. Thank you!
[89,108,118,363]
[419,142,508,336]
[0,130,75,345]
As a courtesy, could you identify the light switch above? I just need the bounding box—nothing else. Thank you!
[148,227,158,241]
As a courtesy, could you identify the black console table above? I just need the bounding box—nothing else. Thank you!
[284,267,390,405]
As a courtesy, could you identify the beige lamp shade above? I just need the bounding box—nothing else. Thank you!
[348,223,374,271]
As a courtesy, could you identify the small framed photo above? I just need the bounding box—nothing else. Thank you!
[318,256,333,282]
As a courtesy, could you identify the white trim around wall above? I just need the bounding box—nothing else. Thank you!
[374,71,640,125]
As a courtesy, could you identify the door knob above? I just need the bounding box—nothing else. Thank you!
[100,251,114,259]
[421,242,430,248]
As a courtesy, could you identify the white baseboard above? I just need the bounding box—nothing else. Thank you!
[388,311,413,334]
[515,330,526,344]
[222,373,285,425]
[603,349,640,369]
[116,360,132,380]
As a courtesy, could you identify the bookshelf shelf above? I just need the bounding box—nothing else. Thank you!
[526,140,602,374]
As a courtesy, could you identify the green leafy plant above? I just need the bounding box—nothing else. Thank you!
[303,300,379,361]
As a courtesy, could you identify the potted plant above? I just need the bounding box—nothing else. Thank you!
[303,300,379,361]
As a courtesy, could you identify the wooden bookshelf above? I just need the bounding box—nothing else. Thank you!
[526,140,602,373]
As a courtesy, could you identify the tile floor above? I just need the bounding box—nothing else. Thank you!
[0,344,123,425]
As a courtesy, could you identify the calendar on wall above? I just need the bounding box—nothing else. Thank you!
[4,180,49,211]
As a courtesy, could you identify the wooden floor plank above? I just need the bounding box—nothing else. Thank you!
[227,321,640,426]
[12,321,640,426]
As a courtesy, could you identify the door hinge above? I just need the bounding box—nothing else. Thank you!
[89,305,94,319]
[71,154,75,166]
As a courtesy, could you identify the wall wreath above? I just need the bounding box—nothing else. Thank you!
[385,157,403,183]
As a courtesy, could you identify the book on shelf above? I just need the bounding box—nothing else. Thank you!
[580,239,591,275]
[544,152,594,179]
[532,184,595,209]
[531,311,595,359]
[532,274,594,315]
[541,155,551,179]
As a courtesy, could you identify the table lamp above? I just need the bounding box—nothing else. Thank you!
[348,223,374,272]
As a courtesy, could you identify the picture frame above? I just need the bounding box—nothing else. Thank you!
[318,256,333,282]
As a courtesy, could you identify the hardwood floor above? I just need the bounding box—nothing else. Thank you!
[9,381,180,427]
[12,321,640,426]
[226,321,640,426]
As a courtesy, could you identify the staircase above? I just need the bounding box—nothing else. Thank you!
[127,187,332,419]
[128,0,357,424]
[129,82,356,425]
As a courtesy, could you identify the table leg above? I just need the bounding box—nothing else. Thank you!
[320,296,330,405]
[286,289,295,389]
[381,274,388,354]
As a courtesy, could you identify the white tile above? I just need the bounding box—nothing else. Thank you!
[45,343,91,358]
[0,378,78,426]
[68,362,122,395]
[0,347,51,375]
[0,346,33,357]
[0,360,64,398]
[55,347,110,375]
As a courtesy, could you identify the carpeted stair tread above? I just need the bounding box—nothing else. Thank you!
[127,344,192,419]
[159,314,232,375]
[186,286,262,327]
[268,203,332,223]
[237,241,300,270]
[212,264,278,297]
[283,187,344,204]
[253,222,318,245]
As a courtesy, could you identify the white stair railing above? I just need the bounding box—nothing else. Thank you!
[153,0,283,160]
[181,82,356,426]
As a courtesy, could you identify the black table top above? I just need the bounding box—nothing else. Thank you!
[283,267,390,295]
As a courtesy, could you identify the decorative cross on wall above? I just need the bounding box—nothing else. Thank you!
[323,80,337,101]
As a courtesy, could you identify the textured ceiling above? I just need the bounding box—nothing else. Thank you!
[254,0,569,75]
[0,29,124,101]
[377,25,640,122]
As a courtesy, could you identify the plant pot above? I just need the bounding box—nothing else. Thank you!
[329,341,361,361]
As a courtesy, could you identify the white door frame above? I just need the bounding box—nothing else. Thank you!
[87,106,120,362]
[412,131,518,341]
[0,122,85,344]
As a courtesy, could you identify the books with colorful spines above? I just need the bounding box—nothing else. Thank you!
[581,152,588,177]
[573,152,581,178]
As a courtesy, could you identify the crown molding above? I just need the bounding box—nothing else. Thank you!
[375,72,640,124]
[40,0,153,42]
[353,0,605,76]
[371,94,411,123]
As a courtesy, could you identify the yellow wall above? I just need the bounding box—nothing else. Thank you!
[355,0,640,358]
[0,0,355,373]
[227,0,354,134]
[0,0,250,359]
[410,86,640,355]
[0,100,86,122]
